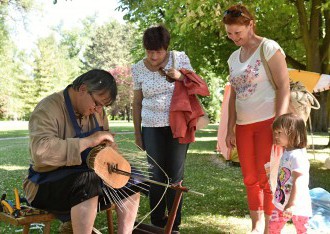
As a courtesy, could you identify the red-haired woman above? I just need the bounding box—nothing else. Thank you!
[223,4,290,233]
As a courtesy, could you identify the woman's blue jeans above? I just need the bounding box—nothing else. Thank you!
[142,126,189,228]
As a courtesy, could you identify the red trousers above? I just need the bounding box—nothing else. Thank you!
[236,118,274,215]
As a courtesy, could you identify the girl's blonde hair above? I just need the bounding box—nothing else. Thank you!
[272,113,307,149]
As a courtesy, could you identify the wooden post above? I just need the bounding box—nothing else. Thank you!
[164,185,188,234]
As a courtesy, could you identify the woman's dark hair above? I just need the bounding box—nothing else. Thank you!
[222,4,254,27]
[72,69,117,106]
[272,113,308,149]
[143,25,170,50]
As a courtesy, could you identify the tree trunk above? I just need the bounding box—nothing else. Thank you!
[307,0,321,72]
[125,104,131,122]
[311,91,329,132]
[295,0,329,132]
[311,89,330,132]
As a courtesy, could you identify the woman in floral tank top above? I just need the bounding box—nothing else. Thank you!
[223,4,290,233]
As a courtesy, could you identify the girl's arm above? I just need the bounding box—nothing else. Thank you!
[283,171,303,217]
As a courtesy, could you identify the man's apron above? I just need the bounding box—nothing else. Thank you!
[28,86,103,184]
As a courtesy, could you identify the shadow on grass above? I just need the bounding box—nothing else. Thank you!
[308,144,330,150]
[179,151,248,233]
[309,160,330,191]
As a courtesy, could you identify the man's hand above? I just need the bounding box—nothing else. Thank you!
[80,131,115,152]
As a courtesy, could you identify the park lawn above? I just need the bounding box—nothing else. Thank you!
[0,122,329,233]
[0,120,134,139]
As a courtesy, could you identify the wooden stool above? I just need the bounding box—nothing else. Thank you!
[0,205,115,234]
[0,211,55,234]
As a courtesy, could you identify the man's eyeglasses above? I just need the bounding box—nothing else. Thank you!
[89,92,109,108]
[223,10,251,20]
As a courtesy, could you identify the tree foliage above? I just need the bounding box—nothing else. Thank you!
[0,0,328,131]
[81,20,138,121]
[109,66,133,121]
[0,41,29,119]
[17,33,82,120]
[32,35,79,101]
[0,3,139,121]
[0,0,34,11]
[118,0,330,130]
[82,20,136,71]
[56,15,98,62]
[0,4,30,120]
[118,0,329,72]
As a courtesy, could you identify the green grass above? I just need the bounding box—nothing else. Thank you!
[0,121,134,138]
[0,122,329,233]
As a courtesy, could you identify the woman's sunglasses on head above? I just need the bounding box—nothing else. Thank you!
[224,10,251,20]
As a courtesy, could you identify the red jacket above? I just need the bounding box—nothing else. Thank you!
[169,69,210,143]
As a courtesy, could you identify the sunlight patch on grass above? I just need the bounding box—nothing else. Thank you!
[308,134,328,142]
[181,214,250,233]
[182,214,318,234]
[188,149,215,154]
[0,165,28,171]
[307,152,329,162]
[0,121,28,131]
[109,121,134,127]
[195,136,217,141]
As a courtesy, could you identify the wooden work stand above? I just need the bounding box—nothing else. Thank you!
[0,206,115,234]
[0,211,55,234]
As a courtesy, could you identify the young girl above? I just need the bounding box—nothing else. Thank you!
[270,113,312,233]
